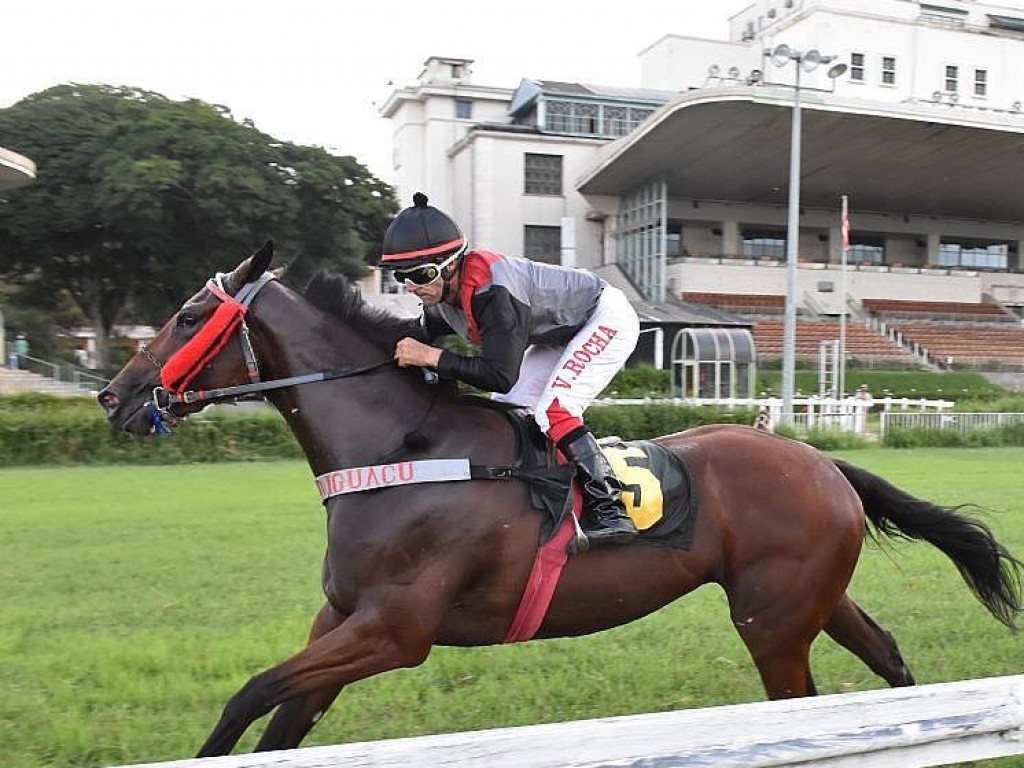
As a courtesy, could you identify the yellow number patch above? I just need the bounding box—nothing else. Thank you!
[604,446,663,530]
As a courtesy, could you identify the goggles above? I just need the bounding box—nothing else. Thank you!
[392,249,462,287]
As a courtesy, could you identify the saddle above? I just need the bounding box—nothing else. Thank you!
[462,397,699,551]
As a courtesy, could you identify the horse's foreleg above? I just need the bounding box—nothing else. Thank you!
[824,593,915,687]
[196,601,435,758]
[254,602,348,752]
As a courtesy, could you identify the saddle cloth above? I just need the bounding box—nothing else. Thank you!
[494,406,698,551]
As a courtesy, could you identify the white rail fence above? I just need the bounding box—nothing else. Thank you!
[600,396,955,435]
[881,411,1024,439]
[110,674,1024,768]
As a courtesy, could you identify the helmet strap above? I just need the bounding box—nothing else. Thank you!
[440,252,464,304]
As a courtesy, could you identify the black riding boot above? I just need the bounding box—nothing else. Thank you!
[559,430,637,547]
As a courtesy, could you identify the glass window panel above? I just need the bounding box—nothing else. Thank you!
[851,52,865,81]
[975,69,988,96]
[945,65,958,92]
[524,225,562,264]
[743,230,786,259]
[882,56,896,85]
[523,153,562,195]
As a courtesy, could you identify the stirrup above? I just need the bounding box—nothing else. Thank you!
[566,513,590,554]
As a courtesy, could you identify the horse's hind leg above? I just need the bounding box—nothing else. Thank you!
[254,602,347,752]
[824,594,915,687]
[726,575,821,699]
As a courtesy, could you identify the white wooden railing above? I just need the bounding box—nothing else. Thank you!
[881,411,1024,439]
[107,675,1024,768]
[597,396,954,435]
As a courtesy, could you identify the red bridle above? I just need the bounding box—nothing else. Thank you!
[140,270,390,430]
[159,277,255,396]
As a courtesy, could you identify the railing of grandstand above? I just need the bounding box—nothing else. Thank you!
[671,252,1024,276]
[800,290,827,318]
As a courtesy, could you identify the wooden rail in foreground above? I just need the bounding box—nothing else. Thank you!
[110,674,1024,768]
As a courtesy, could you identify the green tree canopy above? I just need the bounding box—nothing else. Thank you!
[0,84,396,367]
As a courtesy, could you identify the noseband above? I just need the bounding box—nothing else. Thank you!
[140,271,390,433]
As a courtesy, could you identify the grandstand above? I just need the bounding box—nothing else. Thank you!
[862,299,1024,371]
[682,292,784,315]
[751,320,910,364]
[673,292,1024,371]
[682,292,913,365]
[861,299,1013,323]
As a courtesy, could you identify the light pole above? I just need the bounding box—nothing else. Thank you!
[767,44,846,425]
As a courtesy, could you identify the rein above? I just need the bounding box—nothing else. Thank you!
[141,271,391,432]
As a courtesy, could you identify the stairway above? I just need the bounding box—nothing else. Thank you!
[0,366,99,397]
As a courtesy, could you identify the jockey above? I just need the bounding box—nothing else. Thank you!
[381,192,640,548]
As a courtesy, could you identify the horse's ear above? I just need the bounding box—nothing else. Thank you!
[252,240,274,275]
[239,240,274,284]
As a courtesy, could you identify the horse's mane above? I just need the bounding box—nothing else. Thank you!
[302,270,415,351]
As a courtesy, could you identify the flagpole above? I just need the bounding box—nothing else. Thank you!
[839,194,849,401]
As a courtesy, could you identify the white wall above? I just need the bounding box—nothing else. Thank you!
[668,259,1005,313]
[640,37,759,92]
[449,132,605,261]
[650,0,1024,113]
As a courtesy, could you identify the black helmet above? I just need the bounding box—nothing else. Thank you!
[380,192,466,268]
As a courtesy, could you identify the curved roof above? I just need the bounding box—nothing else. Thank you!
[578,86,1024,221]
[0,146,36,191]
[673,327,756,364]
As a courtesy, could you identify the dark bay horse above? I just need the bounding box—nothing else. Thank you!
[98,243,1022,758]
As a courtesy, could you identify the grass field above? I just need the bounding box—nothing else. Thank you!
[2,451,1023,768]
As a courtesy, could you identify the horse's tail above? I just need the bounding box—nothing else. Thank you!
[833,459,1023,629]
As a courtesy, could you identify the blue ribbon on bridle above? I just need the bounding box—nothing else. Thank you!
[147,401,174,435]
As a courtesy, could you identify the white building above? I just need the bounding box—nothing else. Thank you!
[380,0,1024,319]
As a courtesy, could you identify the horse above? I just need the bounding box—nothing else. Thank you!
[98,242,1022,758]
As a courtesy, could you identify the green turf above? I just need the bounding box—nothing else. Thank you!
[1,453,1023,767]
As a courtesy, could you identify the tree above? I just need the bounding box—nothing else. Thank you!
[0,84,396,368]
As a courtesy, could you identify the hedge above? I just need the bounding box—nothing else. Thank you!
[0,395,762,466]
[0,408,304,465]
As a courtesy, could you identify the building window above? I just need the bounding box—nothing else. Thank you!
[454,99,473,119]
[524,153,562,195]
[945,65,959,92]
[921,9,966,28]
[974,69,988,97]
[666,223,684,258]
[847,236,885,265]
[850,52,865,81]
[545,100,599,135]
[524,225,562,264]
[742,230,786,259]
[938,241,1008,269]
[543,100,657,138]
[603,105,630,137]
[881,56,896,85]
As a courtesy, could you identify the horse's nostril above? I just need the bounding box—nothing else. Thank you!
[98,390,119,412]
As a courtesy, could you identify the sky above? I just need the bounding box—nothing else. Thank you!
[3,1,753,184]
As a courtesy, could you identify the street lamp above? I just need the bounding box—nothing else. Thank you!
[767,44,846,425]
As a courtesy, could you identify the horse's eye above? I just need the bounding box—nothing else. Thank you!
[177,311,199,328]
